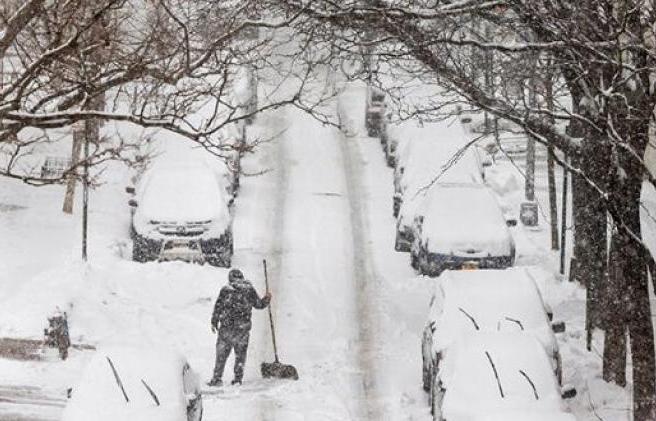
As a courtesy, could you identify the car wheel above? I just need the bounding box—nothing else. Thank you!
[393,202,400,218]
[430,380,443,420]
[207,251,231,268]
[394,233,403,252]
[422,359,431,392]
[410,252,419,270]
[132,237,155,263]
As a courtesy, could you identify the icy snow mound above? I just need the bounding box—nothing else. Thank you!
[0,258,226,344]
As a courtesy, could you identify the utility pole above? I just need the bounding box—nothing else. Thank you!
[78,7,108,259]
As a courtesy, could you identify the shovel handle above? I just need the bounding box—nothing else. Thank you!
[263,259,280,363]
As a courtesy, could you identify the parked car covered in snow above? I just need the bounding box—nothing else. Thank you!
[128,163,233,266]
[429,333,575,421]
[392,130,484,218]
[421,268,564,396]
[395,184,442,252]
[410,184,515,275]
[365,85,387,137]
[62,346,203,421]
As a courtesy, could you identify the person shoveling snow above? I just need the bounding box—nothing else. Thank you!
[208,269,271,387]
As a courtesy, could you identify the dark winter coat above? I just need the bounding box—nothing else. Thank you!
[211,278,270,331]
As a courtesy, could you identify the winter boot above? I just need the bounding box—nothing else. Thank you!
[207,378,223,387]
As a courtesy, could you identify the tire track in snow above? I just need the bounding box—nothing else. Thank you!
[338,116,383,420]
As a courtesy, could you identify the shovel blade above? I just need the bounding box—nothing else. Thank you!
[261,361,299,380]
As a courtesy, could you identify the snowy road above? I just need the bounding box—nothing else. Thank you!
[204,89,431,419]
[0,83,431,420]
[205,102,379,419]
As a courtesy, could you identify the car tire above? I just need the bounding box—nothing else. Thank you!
[394,233,403,252]
[410,252,419,270]
[422,360,431,392]
[132,236,156,263]
[430,382,442,420]
[207,250,231,268]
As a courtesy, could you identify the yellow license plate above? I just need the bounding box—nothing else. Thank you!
[462,261,480,270]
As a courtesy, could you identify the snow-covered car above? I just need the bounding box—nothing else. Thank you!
[62,346,203,421]
[410,184,515,276]
[421,268,564,396]
[395,188,432,252]
[365,86,387,137]
[392,131,484,218]
[129,163,233,266]
[430,333,575,421]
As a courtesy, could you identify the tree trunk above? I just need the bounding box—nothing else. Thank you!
[570,130,608,334]
[607,119,656,420]
[602,229,627,386]
[544,66,558,250]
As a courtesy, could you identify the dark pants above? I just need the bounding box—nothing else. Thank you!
[212,326,250,382]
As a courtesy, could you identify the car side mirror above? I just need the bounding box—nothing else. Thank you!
[460,116,472,124]
[125,186,135,194]
[506,219,517,227]
[561,385,577,399]
[552,321,566,333]
[128,199,138,208]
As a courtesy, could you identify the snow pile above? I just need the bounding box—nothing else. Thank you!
[0,257,225,346]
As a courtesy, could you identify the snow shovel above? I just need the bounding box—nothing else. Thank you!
[260,259,299,380]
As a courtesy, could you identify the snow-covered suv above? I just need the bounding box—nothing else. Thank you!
[421,268,564,399]
[129,163,233,266]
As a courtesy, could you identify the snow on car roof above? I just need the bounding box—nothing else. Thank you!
[419,184,512,255]
[397,123,484,193]
[432,268,553,352]
[139,163,230,225]
[62,345,188,421]
[422,183,504,227]
[440,333,563,415]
